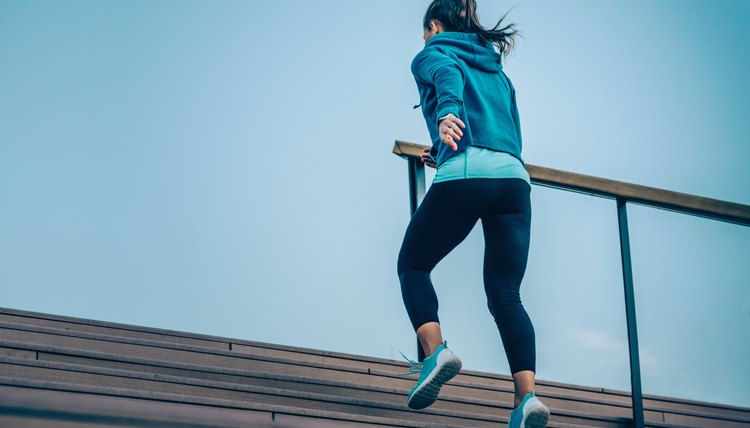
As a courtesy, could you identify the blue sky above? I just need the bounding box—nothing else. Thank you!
[1,0,749,408]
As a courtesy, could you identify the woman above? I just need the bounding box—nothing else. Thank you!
[396,1,550,426]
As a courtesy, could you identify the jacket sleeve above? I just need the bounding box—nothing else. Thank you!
[411,48,465,127]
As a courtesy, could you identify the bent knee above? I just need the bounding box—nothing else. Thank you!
[397,253,430,275]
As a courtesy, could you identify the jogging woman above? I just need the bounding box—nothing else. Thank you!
[396,1,550,426]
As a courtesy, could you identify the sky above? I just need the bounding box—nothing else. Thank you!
[1,0,749,409]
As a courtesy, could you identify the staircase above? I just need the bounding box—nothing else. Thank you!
[0,307,747,427]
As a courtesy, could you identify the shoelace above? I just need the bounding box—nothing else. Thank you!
[396,349,423,377]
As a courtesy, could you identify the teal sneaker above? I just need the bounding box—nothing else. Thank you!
[508,390,550,428]
[397,340,462,410]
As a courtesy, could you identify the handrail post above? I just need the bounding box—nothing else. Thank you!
[617,198,645,428]
[408,158,426,216]
[407,157,427,362]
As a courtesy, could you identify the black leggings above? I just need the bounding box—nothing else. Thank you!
[397,177,535,374]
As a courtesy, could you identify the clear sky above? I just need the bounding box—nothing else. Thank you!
[1,0,749,408]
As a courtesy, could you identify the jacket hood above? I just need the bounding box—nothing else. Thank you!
[425,32,502,73]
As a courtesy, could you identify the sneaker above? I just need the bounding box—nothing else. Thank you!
[397,340,462,410]
[508,390,550,428]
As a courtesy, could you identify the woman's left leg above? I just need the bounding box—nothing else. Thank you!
[397,179,482,356]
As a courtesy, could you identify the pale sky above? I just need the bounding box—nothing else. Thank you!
[1,0,749,408]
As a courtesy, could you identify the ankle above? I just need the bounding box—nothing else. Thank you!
[513,389,533,408]
[511,369,536,407]
[423,340,444,358]
[416,322,443,357]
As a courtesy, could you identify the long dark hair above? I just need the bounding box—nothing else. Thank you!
[423,0,520,56]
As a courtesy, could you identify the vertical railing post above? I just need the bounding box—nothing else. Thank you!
[616,198,645,428]
[407,158,427,362]
[407,158,426,215]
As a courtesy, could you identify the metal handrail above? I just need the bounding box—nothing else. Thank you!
[393,139,750,428]
[393,140,750,226]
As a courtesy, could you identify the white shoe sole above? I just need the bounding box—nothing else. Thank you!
[407,349,462,410]
[519,398,550,428]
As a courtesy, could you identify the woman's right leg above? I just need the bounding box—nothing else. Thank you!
[479,178,536,407]
[397,179,481,356]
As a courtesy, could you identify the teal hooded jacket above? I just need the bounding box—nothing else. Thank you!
[411,31,523,168]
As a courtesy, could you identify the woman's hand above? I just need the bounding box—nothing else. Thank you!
[421,147,437,168]
[439,114,465,151]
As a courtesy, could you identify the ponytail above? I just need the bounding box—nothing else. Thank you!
[423,0,520,56]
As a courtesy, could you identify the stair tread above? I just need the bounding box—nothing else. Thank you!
[1,322,747,423]
[2,307,748,428]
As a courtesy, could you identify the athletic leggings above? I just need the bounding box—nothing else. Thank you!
[396,177,535,374]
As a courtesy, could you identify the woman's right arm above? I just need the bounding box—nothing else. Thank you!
[411,48,466,130]
[412,49,467,151]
